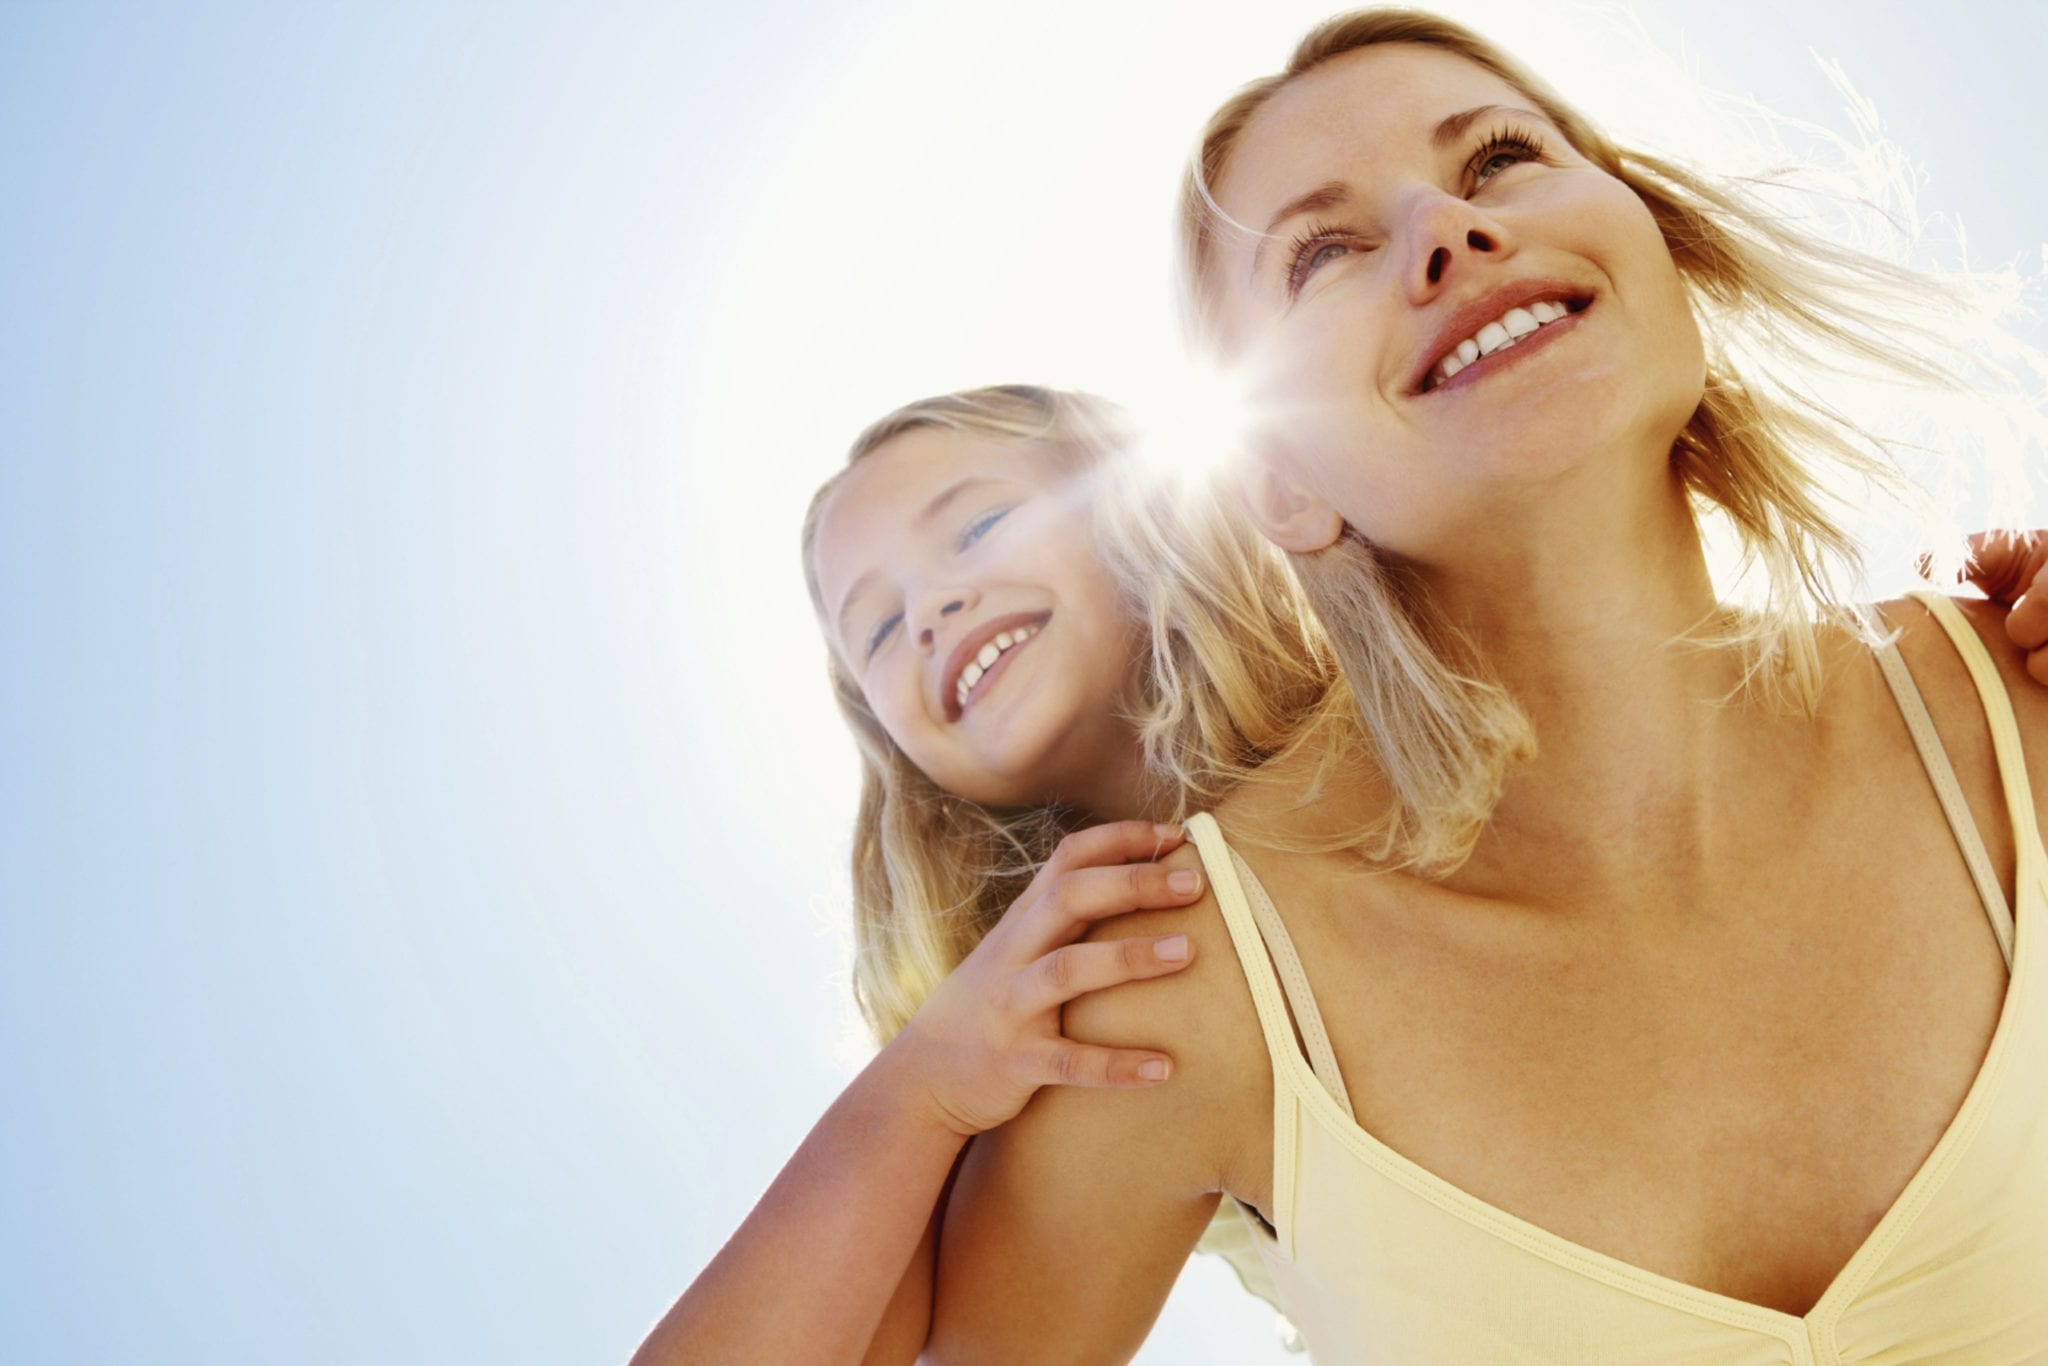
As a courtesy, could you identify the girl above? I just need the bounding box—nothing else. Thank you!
[635,385,1337,1364]
[929,10,2048,1363]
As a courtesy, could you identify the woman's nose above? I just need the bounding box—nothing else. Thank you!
[1401,190,1505,302]
[913,586,979,651]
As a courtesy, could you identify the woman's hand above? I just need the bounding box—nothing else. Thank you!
[1962,529,2048,684]
[889,820,1204,1138]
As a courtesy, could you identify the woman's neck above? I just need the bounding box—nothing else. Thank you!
[1416,463,1764,885]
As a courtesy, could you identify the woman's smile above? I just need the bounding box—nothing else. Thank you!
[1414,289,1591,396]
[1209,43,1705,561]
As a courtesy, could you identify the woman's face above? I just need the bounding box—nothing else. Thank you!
[1209,43,1705,563]
[810,427,1146,811]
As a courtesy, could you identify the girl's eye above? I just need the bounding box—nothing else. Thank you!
[1467,124,1545,189]
[1285,224,1367,297]
[958,504,1015,551]
[866,611,902,658]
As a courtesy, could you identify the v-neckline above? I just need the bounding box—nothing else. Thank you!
[1238,823,2036,1337]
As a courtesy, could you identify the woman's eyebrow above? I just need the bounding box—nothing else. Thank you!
[1431,103,1544,149]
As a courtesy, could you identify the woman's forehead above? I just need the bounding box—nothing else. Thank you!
[1218,44,1532,226]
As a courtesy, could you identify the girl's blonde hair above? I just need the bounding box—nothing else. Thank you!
[1179,7,2006,873]
[801,385,1335,1043]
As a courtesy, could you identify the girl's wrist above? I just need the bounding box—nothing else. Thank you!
[869,1025,981,1145]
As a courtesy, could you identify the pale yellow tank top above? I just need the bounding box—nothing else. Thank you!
[1188,593,2048,1363]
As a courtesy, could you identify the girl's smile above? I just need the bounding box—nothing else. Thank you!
[809,426,1149,814]
[943,611,1050,721]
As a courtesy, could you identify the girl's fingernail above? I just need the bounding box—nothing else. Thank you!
[1153,822,1182,841]
[1139,1059,1171,1082]
[1168,869,1200,895]
[1156,934,1190,961]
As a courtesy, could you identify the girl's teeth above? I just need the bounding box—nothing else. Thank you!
[954,624,1040,712]
[1501,306,1539,339]
[1475,320,1511,353]
[1456,338,1480,365]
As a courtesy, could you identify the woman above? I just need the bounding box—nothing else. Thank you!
[645,372,2042,1362]
[929,11,2048,1362]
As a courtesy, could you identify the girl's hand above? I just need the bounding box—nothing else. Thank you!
[889,820,1204,1138]
[1961,530,2048,684]
[638,828,1199,1366]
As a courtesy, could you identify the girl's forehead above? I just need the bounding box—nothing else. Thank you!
[809,428,1068,583]
[823,428,1061,521]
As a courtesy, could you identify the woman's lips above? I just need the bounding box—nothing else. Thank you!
[1421,302,1587,398]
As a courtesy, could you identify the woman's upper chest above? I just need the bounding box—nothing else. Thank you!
[1226,702,2016,1315]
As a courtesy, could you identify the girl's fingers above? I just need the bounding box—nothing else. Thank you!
[1960,530,2048,603]
[1011,935,1194,1018]
[2009,566,2048,652]
[1948,539,2045,678]
[1035,820,1185,885]
[1032,1040,1176,1089]
[1012,861,1204,958]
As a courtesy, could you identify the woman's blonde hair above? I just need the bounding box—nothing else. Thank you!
[1179,7,2011,873]
[801,385,1335,1043]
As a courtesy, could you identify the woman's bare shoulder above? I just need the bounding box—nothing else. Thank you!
[1068,840,1270,1122]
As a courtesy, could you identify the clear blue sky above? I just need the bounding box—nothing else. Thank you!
[2,3,2040,1363]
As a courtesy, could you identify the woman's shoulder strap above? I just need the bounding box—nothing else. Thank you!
[1906,590,2043,883]
[1184,813,1306,1087]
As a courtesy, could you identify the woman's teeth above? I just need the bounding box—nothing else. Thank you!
[1430,299,1573,389]
[956,625,1039,712]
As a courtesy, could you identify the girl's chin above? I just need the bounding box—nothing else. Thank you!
[960,744,1072,812]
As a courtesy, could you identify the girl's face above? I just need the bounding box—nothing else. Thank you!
[810,427,1146,812]
[1208,44,1705,563]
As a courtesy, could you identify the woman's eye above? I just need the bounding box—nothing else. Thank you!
[1285,227,1364,297]
[1474,149,1529,184]
[1467,126,1546,189]
[1301,240,1352,277]
[958,504,1015,551]
[866,611,901,658]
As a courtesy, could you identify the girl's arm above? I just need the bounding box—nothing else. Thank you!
[632,821,1210,1366]
[927,843,1266,1364]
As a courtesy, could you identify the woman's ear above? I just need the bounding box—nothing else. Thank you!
[1235,461,1345,553]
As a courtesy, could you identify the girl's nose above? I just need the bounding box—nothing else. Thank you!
[913,587,978,650]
